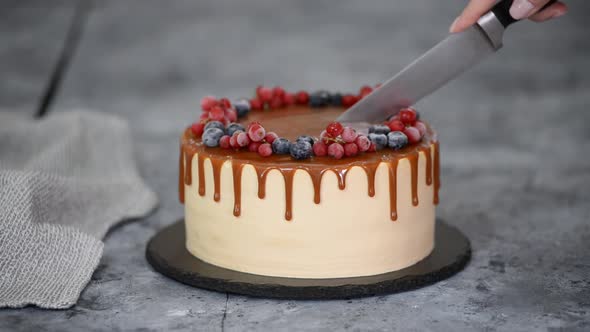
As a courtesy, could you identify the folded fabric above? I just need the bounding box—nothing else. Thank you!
[0,110,158,309]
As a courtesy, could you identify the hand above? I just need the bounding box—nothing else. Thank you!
[450,0,568,33]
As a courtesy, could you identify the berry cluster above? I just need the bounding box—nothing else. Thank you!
[191,96,252,138]
[201,121,280,158]
[367,107,426,151]
[312,122,373,159]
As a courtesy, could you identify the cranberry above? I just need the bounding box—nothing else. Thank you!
[387,119,405,132]
[327,143,344,159]
[258,143,273,157]
[312,141,328,157]
[404,126,422,143]
[326,121,344,137]
[341,127,358,143]
[399,108,417,125]
[236,132,250,147]
[219,135,231,149]
[248,141,262,152]
[264,132,278,144]
[344,142,359,157]
[191,122,205,138]
[229,134,240,149]
[355,135,371,152]
[295,91,309,105]
[247,123,266,142]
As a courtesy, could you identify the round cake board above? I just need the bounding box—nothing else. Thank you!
[146,219,471,300]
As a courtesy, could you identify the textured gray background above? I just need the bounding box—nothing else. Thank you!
[1,0,589,331]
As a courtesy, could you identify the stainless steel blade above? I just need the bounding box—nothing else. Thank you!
[337,24,498,124]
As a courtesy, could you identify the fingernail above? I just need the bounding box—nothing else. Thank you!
[510,0,535,20]
[551,10,566,18]
[449,17,461,33]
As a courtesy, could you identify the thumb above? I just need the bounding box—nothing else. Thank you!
[510,0,553,20]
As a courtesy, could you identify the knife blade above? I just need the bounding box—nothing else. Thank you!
[336,0,555,125]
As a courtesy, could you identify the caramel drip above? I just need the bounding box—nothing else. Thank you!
[211,158,224,202]
[433,141,441,205]
[423,147,433,186]
[388,160,399,221]
[283,169,296,221]
[179,145,185,203]
[232,163,244,216]
[255,166,272,199]
[197,153,206,196]
[408,151,419,206]
[361,165,377,197]
[333,168,349,190]
[309,170,325,204]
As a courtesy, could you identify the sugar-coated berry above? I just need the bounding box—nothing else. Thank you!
[226,123,245,136]
[271,138,291,154]
[330,93,343,106]
[327,142,344,159]
[209,106,225,122]
[250,98,262,110]
[344,142,359,157]
[203,128,225,147]
[247,123,266,142]
[233,99,251,118]
[355,135,371,152]
[326,121,344,137]
[224,108,238,123]
[219,135,231,149]
[236,131,251,147]
[341,126,358,143]
[312,141,328,157]
[204,120,225,133]
[257,86,273,103]
[229,133,240,149]
[387,131,408,150]
[289,141,313,160]
[200,96,217,111]
[283,92,296,106]
[368,124,390,135]
[272,86,286,99]
[295,91,309,105]
[191,122,205,138]
[296,135,315,146]
[367,142,377,152]
[415,121,427,137]
[258,143,273,157]
[248,141,262,152]
[359,85,373,98]
[404,126,422,143]
[319,130,333,144]
[199,112,209,122]
[264,132,278,144]
[399,108,417,125]
[219,98,231,109]
[387,119,405,132]
[309,90,331,107]
[342,94,358,108]
[368,133,388,150]
[270,96,284,109]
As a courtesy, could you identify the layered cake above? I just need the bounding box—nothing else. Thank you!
[179,86,440,279]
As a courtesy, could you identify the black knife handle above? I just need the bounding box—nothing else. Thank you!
[491,0,557,28]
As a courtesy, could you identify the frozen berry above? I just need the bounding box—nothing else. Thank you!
[355,135,371,152]
[209,106,225,122]
[270,96,284,109]
[283,92,296,106]
[341,126,358,143]
[367,142,377,152]
[312,141,328,157]
[224,108,238,123]
[191,122,205,138]
[236,131,251,147]
[226,123,245,136]
[296,135,315,146]
[204,120,225,133]
[229,134,240,149]
[257,86,273,103]
[387,119,405,132]
[290,141,313,160]
[327,143,344,159]
[200,96,217,111]
[258,143,273,157]
[264,132,278,144]
[368,133,388,150]
[330,93,343,106]
[233,99,251,118]
[199,112,210,122]
[404,126,422,144]
[415,121,427,137]
[219,98,232,109]
[271,138,291,154]
[368,125,390,135]
[387,131,408,150]
[309,90,331,107]
[399,108,417,125]
[272,86,286,99]
[203,128,225,147]
[247,123,266,142]
[326,122,344,137]
[219,135,231,149]
[359,85,373,98]
[295,91,309,105]
[248,141,262,152]
[344,142,359,157]
[342,94,359,108]
[319,130,333,145]
[250,98,262,110]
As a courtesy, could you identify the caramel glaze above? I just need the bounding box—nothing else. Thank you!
[179,106,440,221]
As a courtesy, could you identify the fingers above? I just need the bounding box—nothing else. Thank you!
[450,0,496,33]
[529,1,568,22]
[510,0,555,20]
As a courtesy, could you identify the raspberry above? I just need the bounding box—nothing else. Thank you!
[283,93,296,106]
[219,135,231,149]
[191,122,205,138]
[341,126,358,143]
[264,132,278,144]
[224,108,238,123]
[312,141,328,157]
[415,121,427,137]
[272,86,286,99]
[295,91,309,105]
[219,98,232,109]
[327,143,344,159]
[250,98,263,110]
[248,141,262,152]
[257,86,273,103]
[326,122,344,137]
[270,96,284,109]
[399,108,417,125]
[359,85,373,98]
[344,142,359,157]
[200,96,217,111]
[342,94,358,108]
[209,106,225,122]
[258,143,273,157]
[355,135,371,152]
[387,119,405,132]
[236,131,250,147]
[247,123,266,142]
[403,126,422,144]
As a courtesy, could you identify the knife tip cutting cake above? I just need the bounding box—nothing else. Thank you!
[179,85,440,279]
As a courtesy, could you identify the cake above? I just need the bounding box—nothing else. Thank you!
[179,86,440,279]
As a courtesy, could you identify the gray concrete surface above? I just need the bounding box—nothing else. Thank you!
[1,0,589,331]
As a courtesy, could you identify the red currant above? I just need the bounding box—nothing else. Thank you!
[219,135,231,149]
[283,93,296,106]
[272,86,286,99]
[295,91,309,105]
[359,85,373,98]
[219,98,231,109]
[264,132,278,144]
[270,96,284,109]
[191,122,205,138]
[399,108,417,125]
[248,141,262,152]
[387,119,405,132]
[344,142,359,157]
[341,127,358,143]
[258,143,273,157]
[200,96,217,111]
[327,143,344,159]
[229,134,240,149]
[250,98,262,110]
[257,86,273,103]
[341,94,358,108]
[247,123,266,142]
[355,135,371,152]
[404,126,421,144]
[415,121,427,137]
[224,108,237,123]
[312,141,328,157]
[326,122,344,137]
[209,106,225,122]
[236,132,250,147]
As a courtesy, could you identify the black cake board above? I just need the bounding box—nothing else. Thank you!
[146,219,471,300]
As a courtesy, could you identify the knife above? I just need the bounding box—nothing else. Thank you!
[337,0,557,125]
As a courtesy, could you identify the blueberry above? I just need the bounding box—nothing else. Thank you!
[296,135,315,146]
[233,99,251,118]
[387,131,408,150]
[309,90,331,107]
[368,125,390,135]
[271,138,291,154]
[204,121,225,133]
[329,93,343,106]
[202,128,225,147]
[226,123,245,136]
[368,133,388,150]
[289,141,313,160]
